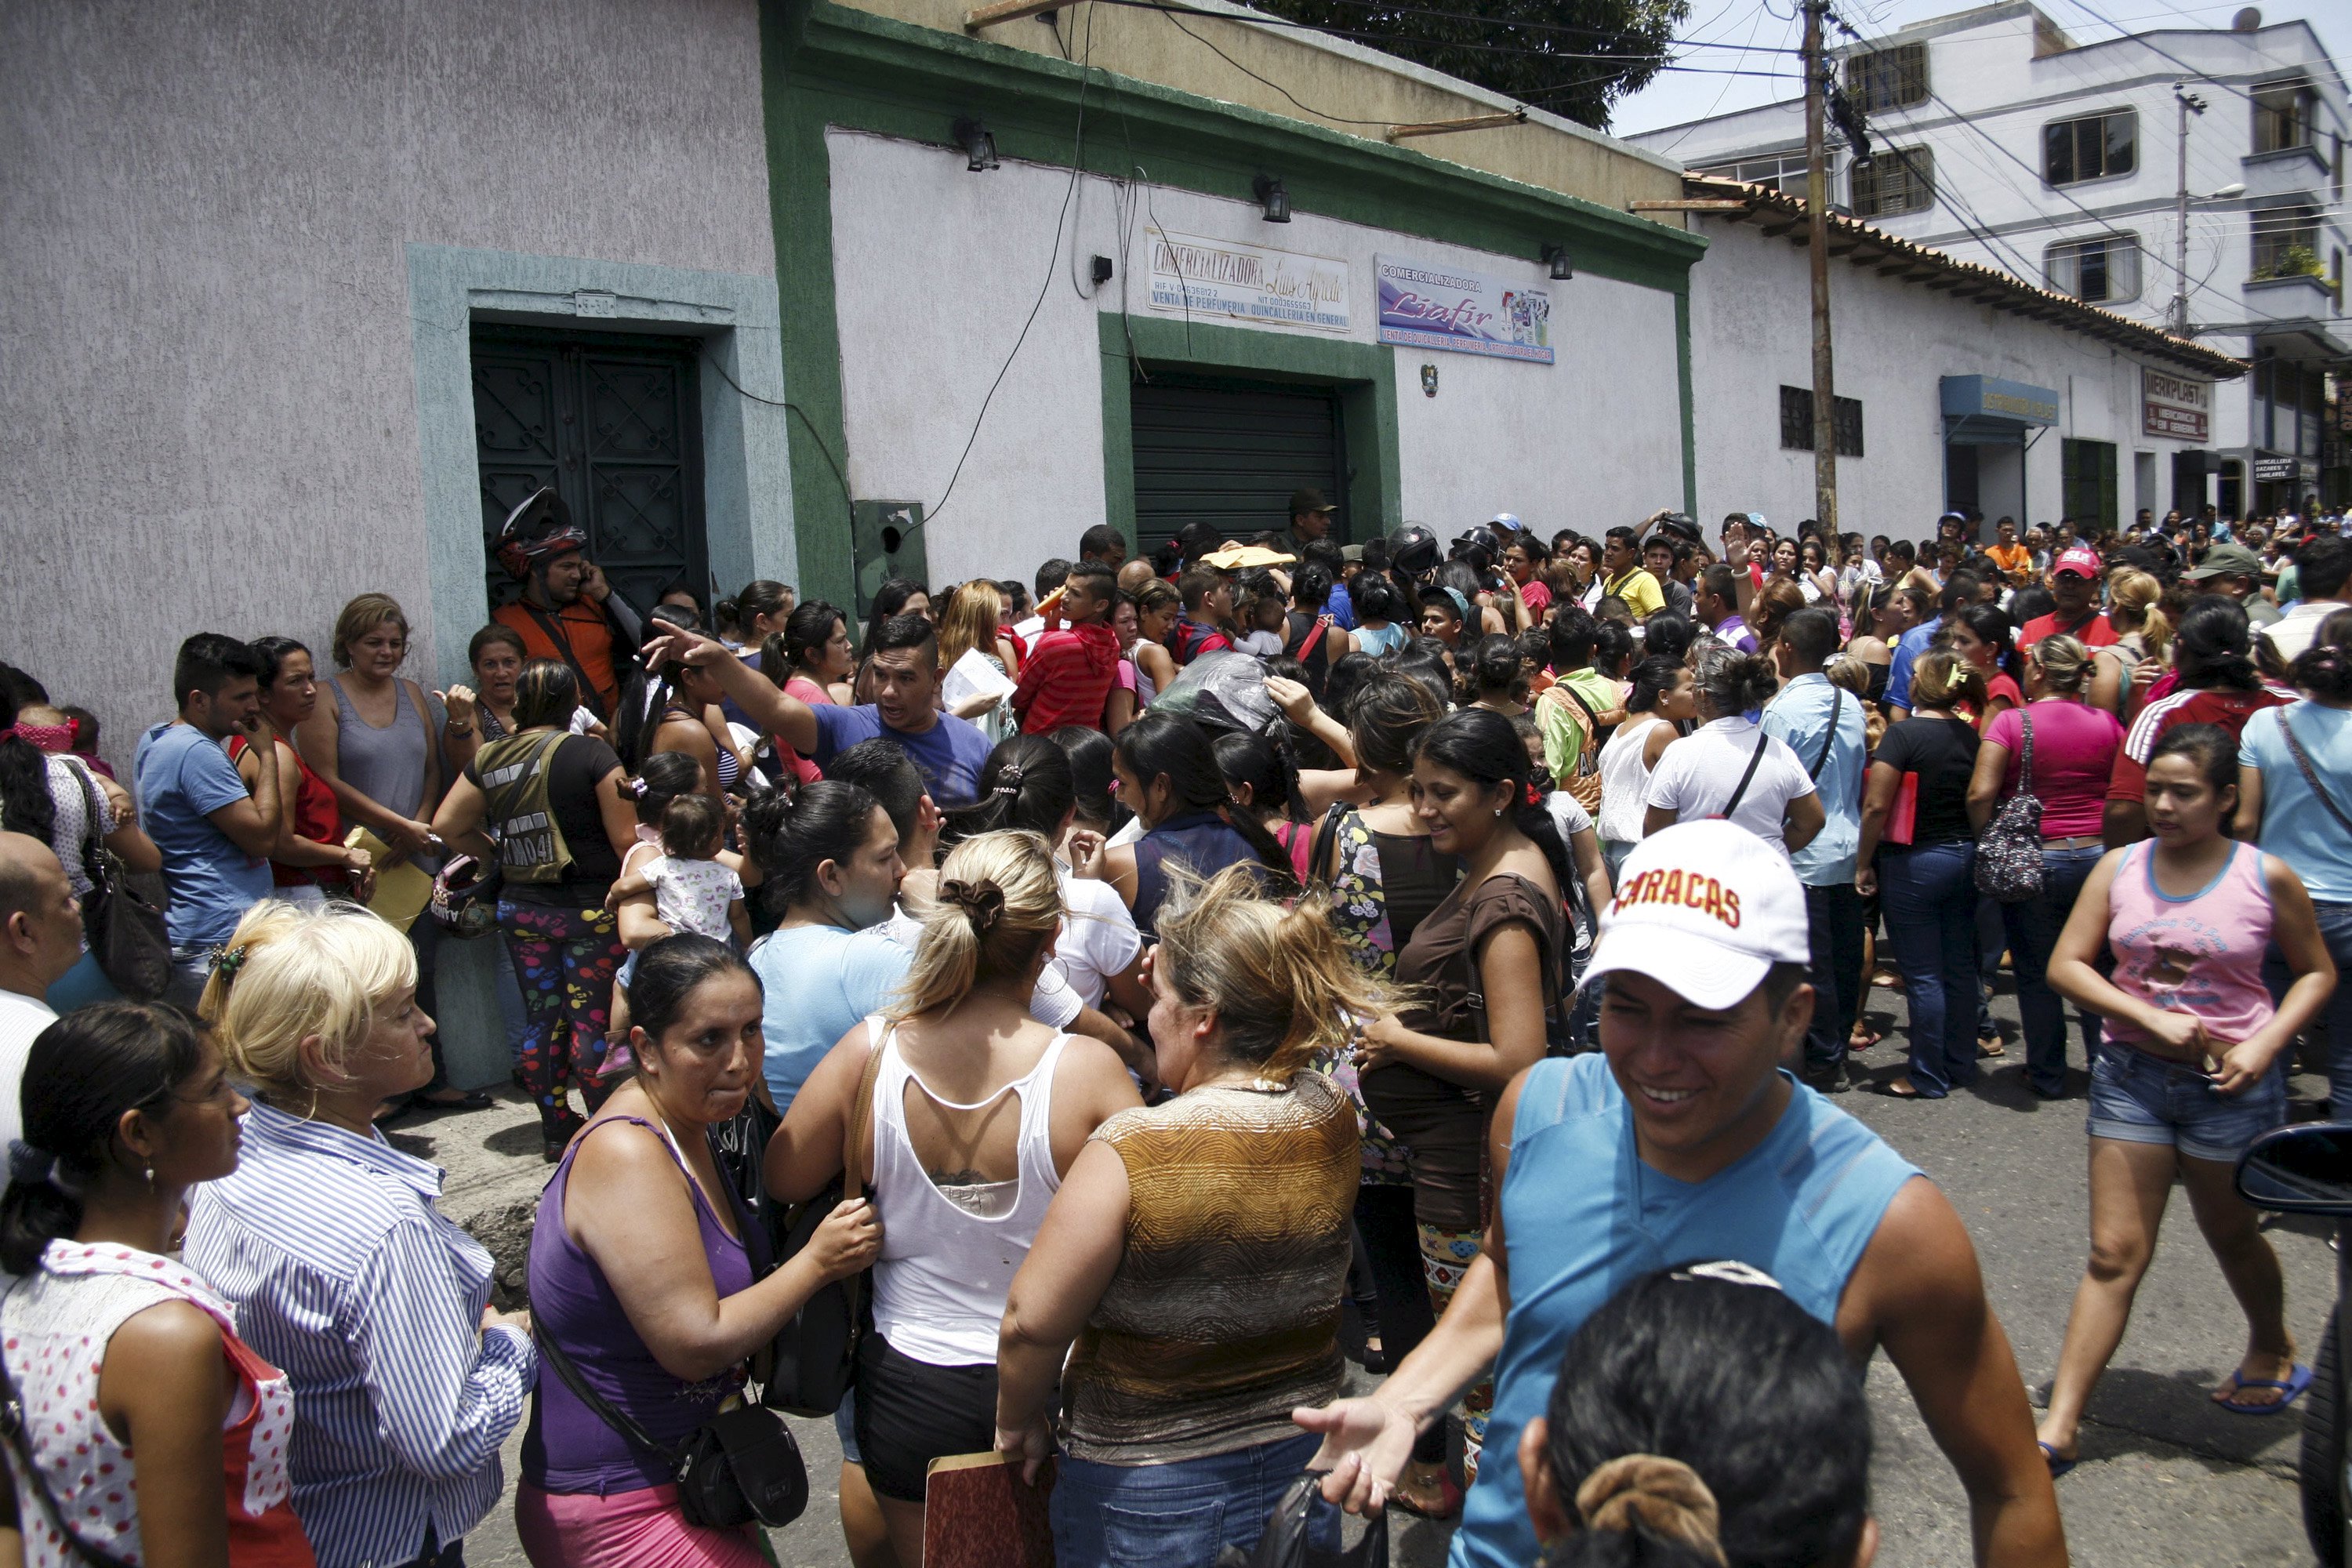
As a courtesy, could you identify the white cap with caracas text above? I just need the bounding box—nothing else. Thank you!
[1584,820,1810,1011]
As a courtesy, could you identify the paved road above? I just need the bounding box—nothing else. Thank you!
[461,976,2331,1568]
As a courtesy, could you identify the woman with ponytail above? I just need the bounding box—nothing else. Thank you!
[996,864,1399,1564]
[2237,608,2352,1116]
[1642,649,1825,854]
[2089,568,2172,721]
[1518,1265,1874,1568]
[611,641,745,803]
[942,738,1151,1019]
[770,832,1139,1564]
[1213,730,1315,882]
[759,599,855,782]
[0,1002,314,1567]
[2105,597,2289,846]
[1073,711,1297,939]
[1352,707,1571,1494]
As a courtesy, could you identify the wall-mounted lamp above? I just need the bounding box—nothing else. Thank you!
[952,116,999,172]
[1252,174,1292,223]
[1091,255,1115,285]
[1541,244,1573,281]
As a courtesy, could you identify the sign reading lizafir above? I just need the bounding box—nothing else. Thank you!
[1375,255,1552,365]
[1145,230,1350,334]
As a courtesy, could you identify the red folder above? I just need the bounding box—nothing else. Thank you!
[1882,772,1920,847]
[924,1451,1056,1568]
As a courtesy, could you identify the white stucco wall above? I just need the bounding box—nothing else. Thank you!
[0,0,778,752]
[826,128,1687,577]
[1685,218,2223,542]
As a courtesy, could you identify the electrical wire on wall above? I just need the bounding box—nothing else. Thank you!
[699,343,855,509]
[925,1,1099,529]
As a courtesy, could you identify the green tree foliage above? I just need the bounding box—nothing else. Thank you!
[1240,0,1690,129]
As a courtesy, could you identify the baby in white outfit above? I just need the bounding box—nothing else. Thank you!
[604,793,750,946]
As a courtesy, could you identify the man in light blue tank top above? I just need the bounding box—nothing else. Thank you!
[1298,821,2067,1567]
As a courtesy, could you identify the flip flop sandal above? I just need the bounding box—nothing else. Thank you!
[2038,1441,2076,1479]
[2215,1363,2315,1415]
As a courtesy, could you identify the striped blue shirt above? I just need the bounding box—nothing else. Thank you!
[186,1102,534,1568]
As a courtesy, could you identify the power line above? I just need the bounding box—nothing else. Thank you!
[1190,0,1807,53]
[1133,0,1799,74]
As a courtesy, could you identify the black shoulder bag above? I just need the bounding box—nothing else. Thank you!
[1218,1474,1388,1568]
[535,1327,808,1530]
[760,1025,888,1417]
[67,762,171,1000]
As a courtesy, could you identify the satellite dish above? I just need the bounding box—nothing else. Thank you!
[2231,7,2260,30]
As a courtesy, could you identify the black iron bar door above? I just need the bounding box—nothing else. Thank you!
[473,327,706,613]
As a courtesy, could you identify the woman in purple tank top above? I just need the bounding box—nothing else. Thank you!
[516,935,880,1567]
[2036,724,2337,1473]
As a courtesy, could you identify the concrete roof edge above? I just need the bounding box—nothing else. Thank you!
[1160,0,1695,176]
[1682,172,2248,379]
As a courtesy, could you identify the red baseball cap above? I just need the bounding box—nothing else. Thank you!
[2052,546,2103,579]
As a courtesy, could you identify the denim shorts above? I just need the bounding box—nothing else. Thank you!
[2085,1043,2286,1163]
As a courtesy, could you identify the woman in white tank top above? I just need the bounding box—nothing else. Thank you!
[1595,656,1697,877]
[769,829,1141,1566]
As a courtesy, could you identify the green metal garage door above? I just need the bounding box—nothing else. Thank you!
[1130,376,1348,557]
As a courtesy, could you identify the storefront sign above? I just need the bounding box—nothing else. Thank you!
[2141,368,2211,442]
[2252,455,2299,482]
[1144,229,1350,334]
[1374,255,1553,365]
[1940,375,2059,426]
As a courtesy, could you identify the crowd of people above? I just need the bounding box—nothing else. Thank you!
[0,479,2347,1568]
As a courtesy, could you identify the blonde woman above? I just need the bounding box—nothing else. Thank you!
[995,865,1393,1565]
[768,831,1140,1565]
[2089,569,2172,722]
[184,901,533,1568]
[938,580,1020,734]
[294,593,481,1114]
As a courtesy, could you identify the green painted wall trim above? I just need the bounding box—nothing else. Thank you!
[764,0,858,608]
[1675,289,1697,517]
[786,1,1704,294]
[1097,311,1402,538]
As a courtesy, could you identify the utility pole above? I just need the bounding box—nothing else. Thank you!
[2171,84,2207,337]
[1802,0,1838,535]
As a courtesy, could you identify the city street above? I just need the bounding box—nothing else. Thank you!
[446,976,2336,1568]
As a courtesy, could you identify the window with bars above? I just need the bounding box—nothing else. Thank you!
[2253,79,2317,153]
[1847,42,1927,113]
[1780,387,1865,457]
[1696,149,1812,194]
[2045,234,2142,303]
[2043,109,2136,185]
[1850,147,1933,218]
[2252,205,2321,281]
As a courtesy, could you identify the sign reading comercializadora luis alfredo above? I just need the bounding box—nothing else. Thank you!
[1374,254,1552,365]
[1145,229,1350,334]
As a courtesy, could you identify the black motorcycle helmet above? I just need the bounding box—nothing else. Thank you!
[1450,524,1503,572]
[1391,524,1440,577]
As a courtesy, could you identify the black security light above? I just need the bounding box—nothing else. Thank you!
[1541,244,1573,281]
[1252,174,1292,223]
[953,116,999,172]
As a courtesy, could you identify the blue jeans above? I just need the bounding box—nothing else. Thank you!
[2267,901,2352,1112]
[1880,842,1980,1097]
[1999,844,2107,1095]
[45,949,120,1012]
[165,945,219,1009]
[1802,881,1867,1073]
[1051,1432,1335,1568]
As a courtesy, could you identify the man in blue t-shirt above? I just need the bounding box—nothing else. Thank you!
[648,616,995,808]
[1296,822,2065,1568]
[133,633,284,1004]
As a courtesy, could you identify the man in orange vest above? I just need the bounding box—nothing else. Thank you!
[488,488,643,720]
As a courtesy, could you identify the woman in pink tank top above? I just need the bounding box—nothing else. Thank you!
[2034,723,2337,1473]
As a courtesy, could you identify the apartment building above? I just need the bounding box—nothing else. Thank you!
[1632,1,2349,517]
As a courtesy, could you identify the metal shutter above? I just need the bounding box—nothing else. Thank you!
[1130,376,1347,556]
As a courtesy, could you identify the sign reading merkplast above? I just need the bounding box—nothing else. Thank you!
[1375,255,1552,365]
[1145,230,1351,334]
